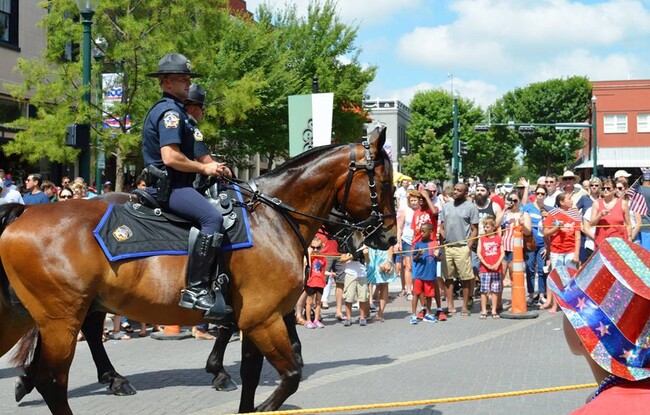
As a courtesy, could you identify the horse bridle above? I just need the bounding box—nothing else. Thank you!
[225,141,395,258]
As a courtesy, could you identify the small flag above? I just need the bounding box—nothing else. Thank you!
[548,207,582,222]
[627,183,649,216]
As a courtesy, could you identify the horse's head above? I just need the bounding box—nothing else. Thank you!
[332,126,397,250]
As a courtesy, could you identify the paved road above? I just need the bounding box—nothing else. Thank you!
[0,284,594,415]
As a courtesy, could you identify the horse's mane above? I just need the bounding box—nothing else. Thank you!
[260,143,340,179]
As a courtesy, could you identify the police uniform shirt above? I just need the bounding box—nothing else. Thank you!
[186,114,210,161]
[142,92,205,188]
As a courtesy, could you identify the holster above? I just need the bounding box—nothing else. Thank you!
[143,165,171,204]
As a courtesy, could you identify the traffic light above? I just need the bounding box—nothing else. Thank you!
[459,140,468,156]
[518,125,535,134]
[474,124,490,132]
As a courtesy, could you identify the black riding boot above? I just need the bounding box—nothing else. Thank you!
[179,230,232,320]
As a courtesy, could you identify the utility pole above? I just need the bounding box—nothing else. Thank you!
[452,92,459,184]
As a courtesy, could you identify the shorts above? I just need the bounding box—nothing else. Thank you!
[413,279,436,297]
[305,286,324,296]
[394,241,412,264]
[503,251,513,263]
[479,272,502,293]
[443,246,474,281]
[343,274,369,303]
[550,252,577,270]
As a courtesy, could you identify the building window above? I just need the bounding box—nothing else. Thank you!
[603,114,627,133]
[638,114,650,133]
[0,0,18,49]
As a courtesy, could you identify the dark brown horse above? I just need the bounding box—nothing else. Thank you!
[0,127,396,414]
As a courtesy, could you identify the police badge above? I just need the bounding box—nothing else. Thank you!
[194,128,204,142]
[112,225,133,242]
[163,111,180,129]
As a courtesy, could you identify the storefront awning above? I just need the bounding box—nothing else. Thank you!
[574,147,650,169]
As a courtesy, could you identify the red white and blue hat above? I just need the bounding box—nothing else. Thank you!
[549,237,650,381]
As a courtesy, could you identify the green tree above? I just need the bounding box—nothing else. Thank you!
[400,129,447,180]
[405,89,514,182]
[493,76,592,176]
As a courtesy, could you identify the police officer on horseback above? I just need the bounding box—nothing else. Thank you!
[143,52,232,320]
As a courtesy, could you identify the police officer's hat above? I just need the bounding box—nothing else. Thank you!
[185,84,206,106]
[146,53,201,78]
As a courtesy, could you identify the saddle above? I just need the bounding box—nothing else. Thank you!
[92,183,253,262]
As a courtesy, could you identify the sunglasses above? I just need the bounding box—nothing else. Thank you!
[535,192,546,196]
[562,177,575,181]
[589,184,600,187]
[310,246,321,250]
[603,186,613,191]
[616,186,625,191]
[59,195,72,199]
[507,199,519,203]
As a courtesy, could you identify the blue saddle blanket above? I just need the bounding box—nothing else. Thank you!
[92,186,253,262]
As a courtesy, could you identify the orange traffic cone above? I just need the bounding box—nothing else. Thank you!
[501,225,538,319]
[151,324,193,340]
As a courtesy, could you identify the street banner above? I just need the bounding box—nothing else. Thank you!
[288,93,333,157]
[102,73,131,132]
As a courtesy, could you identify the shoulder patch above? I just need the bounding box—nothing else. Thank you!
[163,111,180,129]
[193,128,204,142]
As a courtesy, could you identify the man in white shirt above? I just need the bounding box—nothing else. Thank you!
[0,180,24,204]
[394,179,409,210]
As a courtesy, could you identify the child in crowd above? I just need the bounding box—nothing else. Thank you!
[341,246,370,327]
[410,223,440,324]
[477,215,504,319]
[303,237,332,328]
[366,246,396,322]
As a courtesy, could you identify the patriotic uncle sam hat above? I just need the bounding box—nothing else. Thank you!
[548,237,650,381]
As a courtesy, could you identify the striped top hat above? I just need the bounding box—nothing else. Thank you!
[548,237,650,381]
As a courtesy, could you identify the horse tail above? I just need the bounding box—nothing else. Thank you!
[9,327,39,370]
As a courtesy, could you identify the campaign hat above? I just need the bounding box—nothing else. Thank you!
[185,84,206,106]
[146,53,201,78]
[548,238,650,381]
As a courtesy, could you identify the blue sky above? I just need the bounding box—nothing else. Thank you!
[246,0,650,109]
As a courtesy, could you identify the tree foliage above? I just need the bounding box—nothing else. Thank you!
[492,76,592,176]
[404,89,515,182]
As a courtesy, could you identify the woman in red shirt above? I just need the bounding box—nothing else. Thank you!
[589,178,630,245]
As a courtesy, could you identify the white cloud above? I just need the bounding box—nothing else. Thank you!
[245,0,421,25]
[369,77,500,109]
[396,0,650,74]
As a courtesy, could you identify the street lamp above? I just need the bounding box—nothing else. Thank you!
[93,36,107,194]
[564,142,569,167]
[452,92,459,184]
[591,95,598,178]
[76,0,101,184]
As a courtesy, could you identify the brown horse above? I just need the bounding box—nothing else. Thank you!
[0,127,396,414]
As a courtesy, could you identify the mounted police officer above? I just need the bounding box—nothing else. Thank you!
[143,53,232,320]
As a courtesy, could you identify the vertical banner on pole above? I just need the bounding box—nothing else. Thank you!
[288,93,333,157]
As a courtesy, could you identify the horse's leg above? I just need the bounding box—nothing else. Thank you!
[82,311,136,396]
[283,312,303,368]
[243,317,302,413]
[30,327,77,415]
[205,325,238,391]
[238,334,265,414]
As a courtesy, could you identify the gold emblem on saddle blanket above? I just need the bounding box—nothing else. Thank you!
[112,225,133,242]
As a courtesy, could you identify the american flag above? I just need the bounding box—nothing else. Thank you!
[547,206,583,222]
[626,182,649,216]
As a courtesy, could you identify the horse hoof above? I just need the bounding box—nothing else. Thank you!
[15,376,29,402]
[111,379,137,396]
[213,376,238,392]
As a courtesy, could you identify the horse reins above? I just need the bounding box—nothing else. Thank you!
[222,141,395,258]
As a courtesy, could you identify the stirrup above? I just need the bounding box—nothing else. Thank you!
[202,289,233,321]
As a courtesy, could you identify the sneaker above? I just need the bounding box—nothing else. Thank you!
[369,303,377,312]
[423,314,438,323]
[304,322,316,329]
[416,308,427,320]
[409,315,419,325]
[406,293,413,301]
[359,318,367,326]
[352,303,359,310]
[315,321,325,329]
[436,310,448,322]
[343,319,351,327]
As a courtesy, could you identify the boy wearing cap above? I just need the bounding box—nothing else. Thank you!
[142,53,232,320]
[549,238,650,413]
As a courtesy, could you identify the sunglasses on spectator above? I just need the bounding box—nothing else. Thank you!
[603,186,613,191]
[535,192,546,196]
[507,199,519,203]
[616,186,625,191]
[59,194,72,199]
[310,246,321,250]
[590,184,600,187]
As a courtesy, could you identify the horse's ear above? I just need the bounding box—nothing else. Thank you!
[367,126,386,154]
